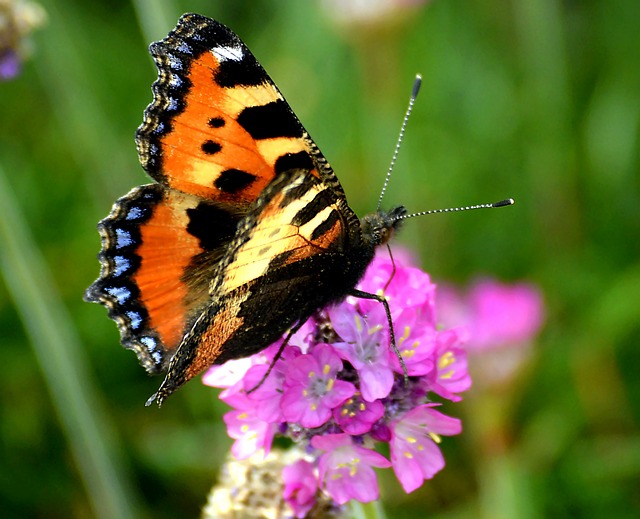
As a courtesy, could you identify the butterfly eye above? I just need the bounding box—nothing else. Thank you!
[379,228,392,245]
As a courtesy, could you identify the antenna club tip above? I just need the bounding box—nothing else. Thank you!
[492,198,515,208]
[412,74,422,98]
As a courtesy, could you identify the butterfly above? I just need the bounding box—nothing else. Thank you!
[85,13,415,406]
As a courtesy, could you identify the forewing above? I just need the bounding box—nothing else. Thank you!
[136,13,335,203]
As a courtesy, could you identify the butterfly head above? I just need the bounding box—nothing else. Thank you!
[360,205,407,248]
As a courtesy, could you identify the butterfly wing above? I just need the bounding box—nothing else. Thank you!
[151,169,370,404]
[84,185,246,372]
[86,14,361,376]
[136,13,329,201]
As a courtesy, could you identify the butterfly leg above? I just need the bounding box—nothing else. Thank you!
[349,288,409,385]
[246,319,306,393]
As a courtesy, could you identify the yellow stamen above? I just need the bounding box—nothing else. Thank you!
[438,351,455,369]
[354,314,363,333]
[368,324,383,336]
[429,432,442,444]
[398,326,411,347]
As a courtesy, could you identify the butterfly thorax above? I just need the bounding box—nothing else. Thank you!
[359,206,407,249]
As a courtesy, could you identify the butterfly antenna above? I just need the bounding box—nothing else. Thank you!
[397,198,515,220]
[377,74,422,211]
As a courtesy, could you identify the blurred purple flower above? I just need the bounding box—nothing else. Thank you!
[0,50,20,79]
[0,0,46,81]
[439,279,544,351]
[321,0,431,26]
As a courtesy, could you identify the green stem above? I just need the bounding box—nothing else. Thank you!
[0,164,141,519]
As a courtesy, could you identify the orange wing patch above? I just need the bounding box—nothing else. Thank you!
[136,16,321,205]
[132,189,207,352]
[157,50,279,201]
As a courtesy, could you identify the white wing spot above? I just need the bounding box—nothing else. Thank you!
[127,311,142,329]
[140,337,162,363]
[106,286,130,304]
[113,255,131,276]
[140,336,157,349]
[177,42,192,54]
[211,44,243,62]
[169,75,183,88]
[126,207,143,220]
[168,55,183,70]
[115,229,133,248]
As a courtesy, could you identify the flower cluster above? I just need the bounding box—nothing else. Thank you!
[437,278,544,388]
[204,253,469,516]
[0,0,46,81]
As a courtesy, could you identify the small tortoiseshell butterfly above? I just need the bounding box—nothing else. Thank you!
[86,14,510,406]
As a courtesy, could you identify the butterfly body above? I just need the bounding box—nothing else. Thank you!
[85,13,405,405]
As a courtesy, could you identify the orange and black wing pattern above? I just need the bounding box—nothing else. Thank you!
[85,14,368,390]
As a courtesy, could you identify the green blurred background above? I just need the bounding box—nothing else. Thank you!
[1,0,639,517]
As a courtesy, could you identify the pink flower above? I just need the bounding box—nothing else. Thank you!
[206,250,470,506]
[390,404,462,493]
[221,392,277,459]
[356,253,437,319]
[281,344,356,428]
[0,0,46,82]
[243,345,301,423]
[389,306,437,376]
[329,303,395,401]
[312,433,391,504]
[333,392,385,435]
[425,328,471,402]
[439,279,544,351]
[283,459,318,518]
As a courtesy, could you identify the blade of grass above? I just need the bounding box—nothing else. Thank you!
[0,163,142,519]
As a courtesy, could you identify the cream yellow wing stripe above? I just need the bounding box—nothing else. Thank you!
[221,174,341,293]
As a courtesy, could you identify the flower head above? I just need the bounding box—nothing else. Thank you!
[439,278,544,351]
[282,459,318,518]
[0,0,46,81]
[312,433,391,504]
[204,251,469,509]
[281,343,356,428]
[390,404,462,492]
